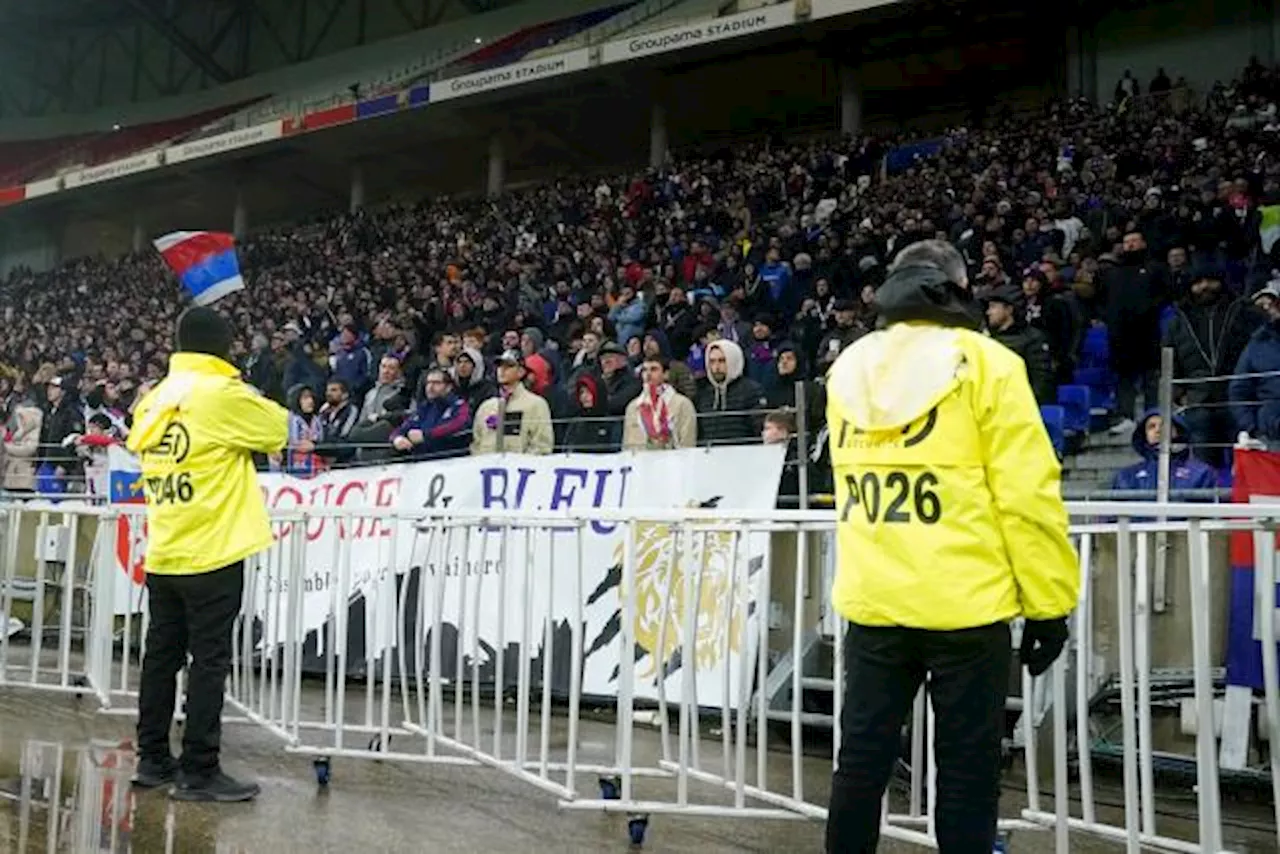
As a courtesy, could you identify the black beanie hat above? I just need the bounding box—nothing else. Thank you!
[176,306,233,361]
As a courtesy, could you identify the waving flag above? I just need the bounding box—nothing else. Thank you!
[153,230,245,305]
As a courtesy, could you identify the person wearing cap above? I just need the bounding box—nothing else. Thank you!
[1229,282,1280,443]
[1163,263,1263,464]
[598,340,642,434]
[470,349,554,455]
[816,299,864,367]
[37,375,85,491]
[823,240,1078,853]
[984,284,1055,404]
[128,306,288,802]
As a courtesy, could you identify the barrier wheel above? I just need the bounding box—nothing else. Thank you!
[367,735,391,753]
[626,814,648,847]
[71,675,88,699]
[313,757,331,787]
[598,775,620,800]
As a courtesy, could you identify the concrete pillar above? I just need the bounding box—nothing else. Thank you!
[649,101,668,170]
[232,188,247,239]
[349,162,366,213]
[486,135,505,198]
[131,216,146,254]
[839,66,862,137]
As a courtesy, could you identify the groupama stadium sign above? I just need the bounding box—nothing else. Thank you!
[0,0,895,207]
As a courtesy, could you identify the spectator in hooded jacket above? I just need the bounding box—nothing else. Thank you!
[453,348,496,415]
[1163,263,1263,465]
[623,356,697,451]
[281,384,324,477]
[1101,231,1168,432]
[1230,283,1280,441]
[695,339,768,446]
[391,369,471,459]
[985,284,1055,404]
[1111,410,1218,496]
[563,370,619,452]
[765,343,826,438]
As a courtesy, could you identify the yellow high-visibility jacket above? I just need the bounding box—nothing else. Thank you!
[827,318,1079,630]
[126,353,288,575]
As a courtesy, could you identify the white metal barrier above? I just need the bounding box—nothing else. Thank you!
[0,501,1278,851]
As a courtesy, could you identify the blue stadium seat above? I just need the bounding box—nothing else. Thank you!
[1073,366,1116,417]
[1057,385,1091,434]
[1081,325,1109,368]
[1040,405,1066,457]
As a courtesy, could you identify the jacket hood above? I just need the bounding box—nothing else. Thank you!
[829,323,968,431]
[286,383,317,414]
[525,353,552,395]
[458,346,486,381]
[774,341,809,380]
[1132,407,1190,461]
[574,372,608,416]
[129,352,240,454]
[706,339,745,387]
[876,263,983,331]
[644,328,674,359]
[522,327,545,352]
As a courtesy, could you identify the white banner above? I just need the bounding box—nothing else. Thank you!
[111,446,785,708]
[164,121,284,165]
[600,4,795,64]
[64,152,163,189]
[430,49,592,102]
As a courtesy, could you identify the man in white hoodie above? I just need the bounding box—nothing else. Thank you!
[692,339,768,446]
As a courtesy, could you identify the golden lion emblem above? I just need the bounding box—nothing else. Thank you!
[615,516,747,679]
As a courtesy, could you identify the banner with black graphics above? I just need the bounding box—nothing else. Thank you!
[110,447,786,708]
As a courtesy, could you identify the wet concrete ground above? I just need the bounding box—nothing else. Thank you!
[0,684,1276,853]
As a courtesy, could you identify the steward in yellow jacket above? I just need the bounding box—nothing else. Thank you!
[129,306,286,804]
[823,240,1079,854]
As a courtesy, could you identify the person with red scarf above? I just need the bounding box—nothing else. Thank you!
[622,356,696,451]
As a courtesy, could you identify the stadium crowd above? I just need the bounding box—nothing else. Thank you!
[0,59,1278,497]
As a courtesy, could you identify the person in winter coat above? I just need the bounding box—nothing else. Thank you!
[816,300,865,370]
[563,371,620,452]
[598,341,642,438]
[1229,284,1280,441]
[453,348,497,416]
[39,376,85,489]
[1021,270,1083,390]
[3,397,43,493]
[329,325,373,397]
[765,343,827,441]
[281,384,325,477]
[358,356,409,426]
[470,350,554,455]
[608,286,648,346]
[985,284,1055,404]
[641,329,697,400]
[694,339,768,446]
[623,356,697,451]
[1111,410,1218,497]
[1100,231,1168,429]
[823,239,1077,854]
[1162,264,1263,465]
[391,369,471,460]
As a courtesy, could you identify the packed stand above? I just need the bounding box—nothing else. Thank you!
[0,60,1279,500]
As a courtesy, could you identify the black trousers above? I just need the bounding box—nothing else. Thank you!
[136,563,244,777]
[826,622,1011,854]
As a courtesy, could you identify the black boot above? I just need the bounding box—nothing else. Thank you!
[132,756,178,789]
[170,771,260,803]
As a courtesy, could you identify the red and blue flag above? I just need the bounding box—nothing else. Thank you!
[153,230,245,305]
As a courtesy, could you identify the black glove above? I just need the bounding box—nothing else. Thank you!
[1020,618,1069,677]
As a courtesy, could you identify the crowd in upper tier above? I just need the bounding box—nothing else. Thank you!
[0,59,1278,497]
